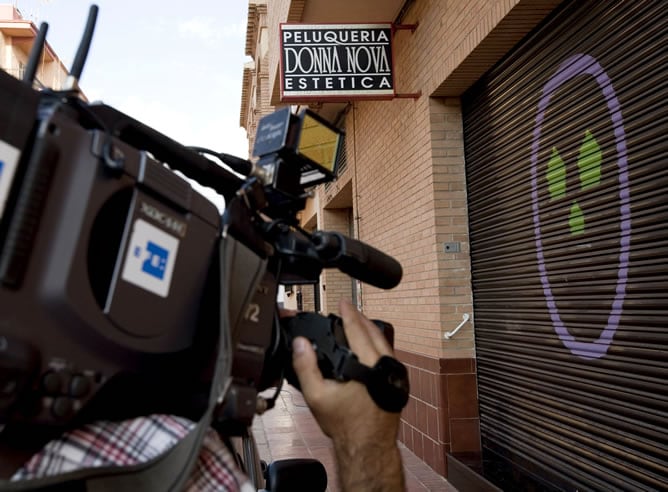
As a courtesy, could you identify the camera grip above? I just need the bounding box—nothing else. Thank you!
[280,312,409,413]
[281,313,347,390]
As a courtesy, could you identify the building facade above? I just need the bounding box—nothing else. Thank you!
[240,0,667,489]
[0,4,70,90]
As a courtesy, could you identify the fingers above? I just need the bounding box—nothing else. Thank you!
[291,336,324,399]
[339,299,392,366]
[360,312,394,357]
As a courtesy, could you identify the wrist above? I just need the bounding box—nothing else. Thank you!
[333,437,404,492]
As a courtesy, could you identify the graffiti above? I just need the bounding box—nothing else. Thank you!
[546,129,602,235]
[530,54,631,360]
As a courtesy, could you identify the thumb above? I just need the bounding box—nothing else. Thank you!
[292,336,324,397]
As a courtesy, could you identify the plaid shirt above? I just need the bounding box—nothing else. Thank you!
[12,414,254,492]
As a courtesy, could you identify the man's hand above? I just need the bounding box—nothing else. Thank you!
[291,299,405,491]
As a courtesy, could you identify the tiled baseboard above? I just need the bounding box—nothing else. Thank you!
[395,349,481,477]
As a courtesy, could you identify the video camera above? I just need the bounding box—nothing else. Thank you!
[0,5,406,473]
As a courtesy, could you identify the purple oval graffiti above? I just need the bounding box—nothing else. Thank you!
[530,54,631,360]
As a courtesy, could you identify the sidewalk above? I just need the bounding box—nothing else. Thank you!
[252,385,457,491]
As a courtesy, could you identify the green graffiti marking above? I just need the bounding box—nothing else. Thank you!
[547,147,566,199]
[569,202,585,234]
[545,130,602,234]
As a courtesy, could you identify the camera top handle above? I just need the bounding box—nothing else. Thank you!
[82,104,245,201]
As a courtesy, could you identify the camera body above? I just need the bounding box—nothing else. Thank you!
[0,70,226,436]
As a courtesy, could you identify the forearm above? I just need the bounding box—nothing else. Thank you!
[334,439,405,492]
[291,300,408,491]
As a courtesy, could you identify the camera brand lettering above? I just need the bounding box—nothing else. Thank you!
[0,140,20,220]
[280,24,394,99]
[140,201,186,237]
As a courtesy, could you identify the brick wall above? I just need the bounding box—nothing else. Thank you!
[319,208,354,314]
[308,0,559,476]
[248,0,563,478]
[298,283,317,313]
[338,63,477,477]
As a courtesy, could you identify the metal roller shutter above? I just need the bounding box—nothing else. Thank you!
[461,0,667,490]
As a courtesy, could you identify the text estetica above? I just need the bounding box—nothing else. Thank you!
[284,76,392,91]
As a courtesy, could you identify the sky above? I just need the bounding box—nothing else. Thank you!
[13,0,251,207]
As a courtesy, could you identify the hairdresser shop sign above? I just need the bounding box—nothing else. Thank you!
[280,24,394,101]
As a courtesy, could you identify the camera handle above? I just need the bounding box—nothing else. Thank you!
[281,313,410,413]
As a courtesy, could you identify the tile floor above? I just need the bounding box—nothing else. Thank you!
[253,384,458,491]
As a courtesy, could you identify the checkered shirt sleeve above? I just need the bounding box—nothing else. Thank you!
[12,414,253,492]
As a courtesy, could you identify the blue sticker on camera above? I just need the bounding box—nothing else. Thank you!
[122,219,179,297]
[140,241,169,280]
